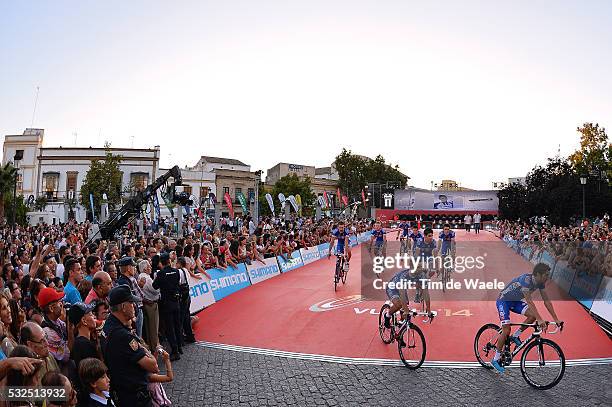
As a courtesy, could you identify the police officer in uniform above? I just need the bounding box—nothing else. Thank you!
[103,285,159,407]
[153,252,182,361]
[116,256,144,337]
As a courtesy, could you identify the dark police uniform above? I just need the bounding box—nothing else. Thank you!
[103,286,152,407]
[152,253,182,358]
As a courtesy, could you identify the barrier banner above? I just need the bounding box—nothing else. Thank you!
[188,274,216,314]
[300,246,320,265]
[569,271,604,310]
[277,250,304,273]
[349,235,358,247]
[317,242,331,259]
[206,263,250,301]
[246,257,281,285]
[590,276,612,322]
[551,260,576,293]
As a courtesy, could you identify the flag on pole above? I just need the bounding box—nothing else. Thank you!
[336,187,342,206]
[342,195,349,207]
[224,192,234,219]
[265,193,275,215]
[295,194,302,216]
[322,191,330,208]
[361,189,367,207]
[288,195,299,212]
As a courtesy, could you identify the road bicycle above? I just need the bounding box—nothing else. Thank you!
[399,237,409,256]
[474,321,565,389]
[378,303,436,369]
[333,253,348,292]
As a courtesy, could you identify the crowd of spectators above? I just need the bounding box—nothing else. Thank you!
[496,213,612,277]
[0,213,372,406]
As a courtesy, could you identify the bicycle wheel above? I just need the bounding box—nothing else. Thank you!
[397,323,426,369]
[474,323,501,368]
[520,338,566,390]
[341,264,348,284]
[334,263,340,292]
[378,304,394,344]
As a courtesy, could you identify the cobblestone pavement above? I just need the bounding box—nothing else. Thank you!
[162,343,611,407]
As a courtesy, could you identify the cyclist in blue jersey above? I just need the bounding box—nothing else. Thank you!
[396,221,411,254]
[438,224,456,256]
[370,222,386,256]
[415,228,438,274]
[491,263,561,373]
[407,224,423,254]
[328,220,351,264]
[383,268,431,329]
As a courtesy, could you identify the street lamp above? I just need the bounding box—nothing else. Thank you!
[12,151,23,231]
[580,176,587,220]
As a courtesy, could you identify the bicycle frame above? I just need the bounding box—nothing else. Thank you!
[499,322,563,364]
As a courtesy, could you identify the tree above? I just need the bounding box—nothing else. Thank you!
[569,123,611,178]
[0,163,18,221]
[3,194,28,226]
[269,173,316,216]
[34,196,48,212]
[80,144,123,218]
[334,149,408,202]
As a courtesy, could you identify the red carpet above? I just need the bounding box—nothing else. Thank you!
[194,230,612,362]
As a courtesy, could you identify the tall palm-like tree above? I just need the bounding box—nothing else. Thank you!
[0,163,18,221]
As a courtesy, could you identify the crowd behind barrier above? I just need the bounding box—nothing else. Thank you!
[0,213,374,406]
[496,214,612,329]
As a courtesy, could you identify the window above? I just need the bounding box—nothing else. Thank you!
[223,187,230,195]
[42,172,59,201]
[235,187,242,204]
[66,172,78,196]
[130,172,149,192]
[183,185,192,195]
[16,173,23,194]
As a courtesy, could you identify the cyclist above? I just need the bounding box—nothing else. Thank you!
[438,223,456,271]
[407,224,423,255]
[370,221,386,256]
[396,220,411,254]
[328,220,351,265]
[414,228,438,275]
[491,263,562,374]
[383,267,431,332]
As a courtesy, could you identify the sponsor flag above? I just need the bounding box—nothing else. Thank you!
[336,187,342,206]
[288,195,299,212]
[237,191,248,213]
[322,191,330,208]
[295,194,302,216]
[317,195,325,207]
[224,192,234,218]
[265,193,275,215]
[342,195,349,207]
[89,193,96,222]
[361,189,367,207]
[278,193,286,211]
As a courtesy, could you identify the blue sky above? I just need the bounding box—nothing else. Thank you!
[1,0,611,189]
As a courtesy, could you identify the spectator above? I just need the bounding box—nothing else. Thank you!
[42,371,78,407]
[5,345,42,389]
[85,255,102,282]
[68,302,100,369]
[464,214,472,232]
[0,295,18,356]
[104,262,118,287]
[473,212,481,234]
[64,258,84,305]
[85,271,113,307]
[20,321,60,383]
[38,287,73,376]
[138,259,160,351]
[176,257,199,344]
[103,285,159,407]
[78,357,115,407]
[116,257,144,337]
[153,252,182,361]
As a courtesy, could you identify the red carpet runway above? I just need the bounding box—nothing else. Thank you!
[193,230,611,364]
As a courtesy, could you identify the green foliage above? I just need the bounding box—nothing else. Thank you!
[3,194,28,226]
[263,174,316,216]
[80,145,123,217]
[0,162,18,220]
[334,149,407,199]
[499,123,611,223]
[34,196,48,212]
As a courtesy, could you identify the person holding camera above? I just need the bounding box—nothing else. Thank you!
[152,252,182,361]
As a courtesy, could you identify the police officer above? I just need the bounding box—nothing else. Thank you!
[116,256,144,338]
[103,285,159,407]
[152,252,182,361]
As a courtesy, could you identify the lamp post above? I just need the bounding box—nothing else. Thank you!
[580,176,587,220]
[11,151,23,231]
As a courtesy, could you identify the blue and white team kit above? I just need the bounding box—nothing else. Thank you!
[496,273,545,325]
[332,227,350,254]
[371,229,386,247]
[386,269,425,301]
[439,230,455,255]
[398,222,411,237]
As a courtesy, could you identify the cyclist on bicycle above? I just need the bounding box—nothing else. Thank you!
[414,228,438,276]
[438,224,456,269]
[491,263,562,374]
[395,220,411,254]
[328,220,351,264]
[408,224,423,254]
[370,221,386,256]
[383,267,431,330]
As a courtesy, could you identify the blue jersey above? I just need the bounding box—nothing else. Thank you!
[390,269,424,285]
[408,230,423,244]
[398,222,411,237]
[416,238,436,258]
[498,273,545,301]
[439,230,455,254]
[332,227,350,249]
[371,229,386,243]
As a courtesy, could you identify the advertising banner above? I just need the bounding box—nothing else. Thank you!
[569,271,604,310]
[188,274,216,314]
[265,193,275,215]
[246,257,281,285]
[237,192,248,214]
[349,235,358,247]
[277,250,304,273]
[206,263,250,301]
[317,242,331,259]
[590,276,612,323]
[288,195,299,212]
[224,192,234,218]
[394,190,499,211]
[300,246,320,265]
[551,260,577,293]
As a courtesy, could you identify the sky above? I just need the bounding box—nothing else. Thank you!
[1,0,611,190]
